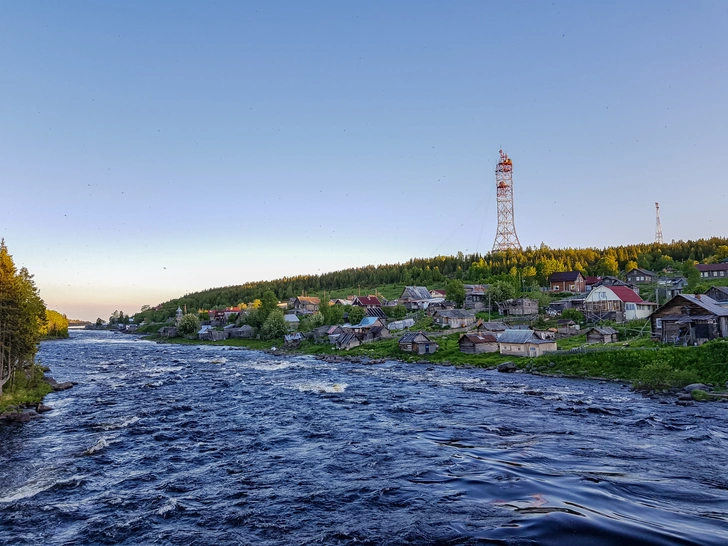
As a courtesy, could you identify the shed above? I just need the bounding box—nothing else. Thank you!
[585,326,618,344]
[284,314,300,331]
[458,333,498,354]
[498,329,557,357]
[229,325,255,339]
[432,309,476,328]
[399,331,438,354]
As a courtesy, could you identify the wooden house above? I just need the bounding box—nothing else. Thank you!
[585,326,618,344]
[705,286,728,305]
[399,331,438,354]
[229,325,255,339]
[158,326,178,338]
[499,297,539,316]
[458,333,499,354]
[335,332,361,351]
[625,268,658,284]
[431,309,476,328]
[464,284,488,310]
[365,307,387,320]
[498,329,557,357]
[292,296,320,312]
[477,321,507,336]
[697,263,728,280]
[584,285,656,323]
[650,293,728,345]
[284,314,300,331]
[657,277,688,301]
[352,295,382,308]
[556,319,579,336]
[548,271,586,293]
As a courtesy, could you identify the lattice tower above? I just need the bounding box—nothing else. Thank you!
[492,150,522,251]
[655,202,663,244]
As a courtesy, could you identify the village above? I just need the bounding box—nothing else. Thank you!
[146,261,728,361]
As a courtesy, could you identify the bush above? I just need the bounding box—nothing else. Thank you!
[177,314,201,337]
[262,309,287,340]
[633,360,698,391]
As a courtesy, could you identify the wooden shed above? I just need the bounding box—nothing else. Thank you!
[458,333,498,354]
[651,293,728,345]
[585,326,618,344]
[399,331,438,354]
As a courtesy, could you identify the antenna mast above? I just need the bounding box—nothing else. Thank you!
[492,150,522,251]
[655,202,663,244]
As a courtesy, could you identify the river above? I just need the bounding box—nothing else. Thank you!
[1,330,727,545]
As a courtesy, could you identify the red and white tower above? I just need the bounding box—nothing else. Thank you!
[492,150,522,252]
[655,202,664,244]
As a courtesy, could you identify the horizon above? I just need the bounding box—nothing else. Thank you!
[2,1,727,321]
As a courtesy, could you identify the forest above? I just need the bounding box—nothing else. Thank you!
[134,237,728,324]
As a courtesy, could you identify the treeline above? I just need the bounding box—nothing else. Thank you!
[134,237,728,323]
[0,240,48,397]
[41,310,69,339]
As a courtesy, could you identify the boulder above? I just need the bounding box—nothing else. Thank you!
[677,393,693,401]
[683,383,713,393]
[44,376,74,391]
[36,404,53,413]
[497,361,518,373]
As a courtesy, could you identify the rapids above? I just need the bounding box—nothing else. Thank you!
[1,330,727,545]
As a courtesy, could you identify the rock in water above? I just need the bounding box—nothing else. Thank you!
[683,383,712,393]
[497,361,518,373]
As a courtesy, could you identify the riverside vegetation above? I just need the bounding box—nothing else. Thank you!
[0,240,69,413]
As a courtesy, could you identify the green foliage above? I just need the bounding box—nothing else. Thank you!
[0,363,52,412]
[177,314,201,337]
[41,310,69,339]
[262,309,287,340]
[446,279,465,308]
[561,308,584,322]
[633,360,698,391]
[259,290,279,324]
[347,306,365,325]
[241,308,263,328]
[0,240,47,397]
[487,281,517,310]
[691,389,711,402]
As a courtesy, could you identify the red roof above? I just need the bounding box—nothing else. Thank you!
[697,263,728,272]
[355,296,382,306]
[609,286,644,303]
[585,276,601,285]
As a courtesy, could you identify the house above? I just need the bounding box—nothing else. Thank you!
[229,325,255,339]
[476,321,507,336]
[431,309,476,328]
[284,332,304,347]
[399,331,439,354]
[158,326,178,338]
[585,276,601,292]
[335,332,361,351]
[651,293,728,344]
[697,263,728,280]
[352,296,382,308]
[349,317,385,333]
[584,285,656,323]
[585,326,619,344]
[458,333,499,354]
[625,268,658,284]
[594,276,639,292]
[548,271,586,293]
[430,289,447,298]
[292,296,320,312]
[498,297,539,316]
[387,318,416,331]
[198,325,229,341]
[533,329,556,340]
[197,325,213,340]
[556,319,579,336]
[657,277,688,301]
[284,314,300,331]
[498,329,557,357]
[705,286,728,305]
[464,284,488,310]
[425,300,456,314]
[399,286,434,311]
[331,298,352,306]
[547,296,586,315]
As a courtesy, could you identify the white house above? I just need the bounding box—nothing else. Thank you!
[584,285,656,322]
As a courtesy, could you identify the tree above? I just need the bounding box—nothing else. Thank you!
[177,313,201,337]
[327,304,345,325]
[487,281,517,311]
[0,240,46,396]
[262,309,287,340]
[95,317,104,327]
[347,306,365,325]
[446,279,466,308]
[561,308,584,322]
[259,290,279,324]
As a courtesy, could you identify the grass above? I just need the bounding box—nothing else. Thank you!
[0,364,54,413]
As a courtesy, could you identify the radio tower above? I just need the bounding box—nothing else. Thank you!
[492,150,522,251]
[655,202,663,244]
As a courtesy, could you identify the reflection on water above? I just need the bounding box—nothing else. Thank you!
[1,330,727,545]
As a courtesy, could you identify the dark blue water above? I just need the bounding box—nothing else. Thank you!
[1,330,727,545]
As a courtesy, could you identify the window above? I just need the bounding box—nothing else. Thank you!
[626,303,636,310]
[569,285,575,291]
[720,271,725,277]
[656,318,662,329]
[553,284,559,290]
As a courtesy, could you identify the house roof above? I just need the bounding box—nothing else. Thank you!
[284,314,300,323]
[295,296,320,304]
[430,289,447,296]
[336,333,360,346]
[357,317,380,327]
[584,276,601,285]
[477,321,507,331]
[587,326,618,335]
[401,286,433,300]
[708,286,728,296]
[549,271,583,282]
[399,331,432,343]
[459,333,498,344]
[498,329,541,344]
[433,309,475,319]
[626,267,656,277]
[697,263,728,272]
[355,296,382,306]
[608,286,646,303]
[675,294,728,316]
[366,307,387,319]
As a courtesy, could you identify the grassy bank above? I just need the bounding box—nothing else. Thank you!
[0,364,54,413]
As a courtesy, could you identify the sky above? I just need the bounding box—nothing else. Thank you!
[1,1,727,321]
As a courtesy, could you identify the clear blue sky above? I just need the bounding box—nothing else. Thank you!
[1,1,726,320]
